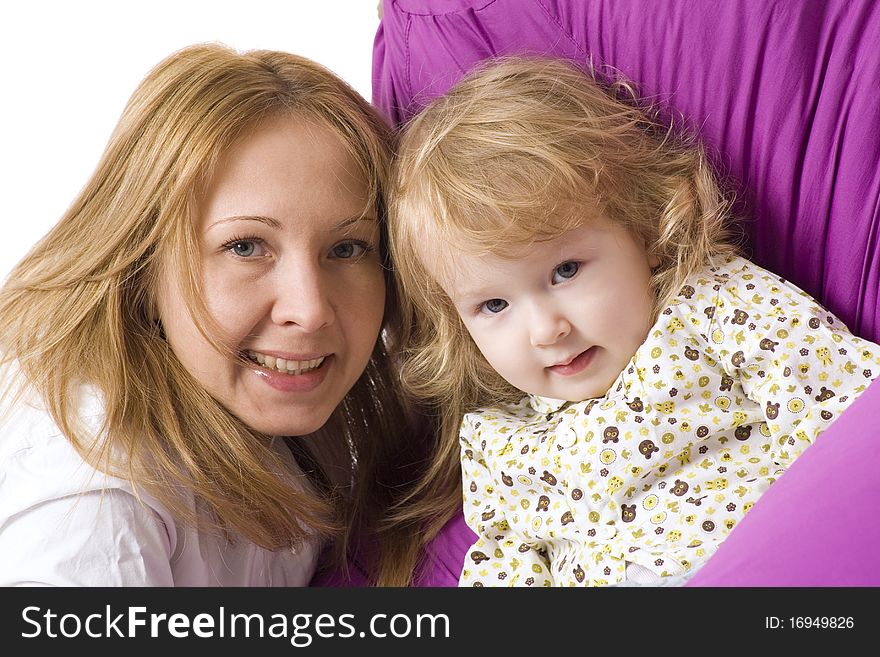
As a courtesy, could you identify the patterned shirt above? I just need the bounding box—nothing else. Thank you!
[459,257,880,586]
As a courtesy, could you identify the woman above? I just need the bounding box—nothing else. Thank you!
[0,44,422,585]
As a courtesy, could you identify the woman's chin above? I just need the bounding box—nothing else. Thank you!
[248,411,333,438]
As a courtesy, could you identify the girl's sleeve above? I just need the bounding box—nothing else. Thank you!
[705,260,880,464]
[459,414,553,587]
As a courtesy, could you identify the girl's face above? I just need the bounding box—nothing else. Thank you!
[432,218,658,402]
[157,115,386,436]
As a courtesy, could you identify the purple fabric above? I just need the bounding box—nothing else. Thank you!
[310,0,880,587]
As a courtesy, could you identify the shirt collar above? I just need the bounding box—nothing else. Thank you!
[526,394,570,414]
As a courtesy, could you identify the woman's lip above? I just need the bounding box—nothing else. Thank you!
[249,354,333,393]
[247,349,329,360]
[547,347,596,376]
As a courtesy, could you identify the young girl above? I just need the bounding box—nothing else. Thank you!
[388,57,880,586]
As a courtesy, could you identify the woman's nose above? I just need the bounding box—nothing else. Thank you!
[270,262,335,332]
[528,307,571,347]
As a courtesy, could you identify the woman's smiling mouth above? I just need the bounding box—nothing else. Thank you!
[246,350,326,375]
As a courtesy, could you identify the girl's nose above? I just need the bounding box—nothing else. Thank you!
[529,307,571,347]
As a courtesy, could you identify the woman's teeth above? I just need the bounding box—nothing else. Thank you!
[247,351,325,375]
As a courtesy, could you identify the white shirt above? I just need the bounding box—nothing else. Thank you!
[0,384,320,586]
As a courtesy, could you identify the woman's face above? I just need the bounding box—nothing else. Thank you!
[158,114,386,436]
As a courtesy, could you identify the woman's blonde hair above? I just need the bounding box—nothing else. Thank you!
[0,43,423,579]
[384,57,739,574]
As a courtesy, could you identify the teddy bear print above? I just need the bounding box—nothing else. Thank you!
[621,504,637,523]
[680,284,695,299]
[671,480,689,496]
[501,472,513,487]
[734,425,752,441]
[759,338,778,352]
[638,439,659,459]
[627,397,644,412]
[732,309,749,325]
[573,565,585,583]
[603,426,620,443]
[766,401,780,420]
[540,470,558,486]
[719,375,734,392]
[470,550,490,564]
[684,346,700,361]
[731,351,746,367]
[561,511,574,526]
[814,386,835,402]
[536,495,550,512]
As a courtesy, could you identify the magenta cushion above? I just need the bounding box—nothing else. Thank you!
[310,0,880,586]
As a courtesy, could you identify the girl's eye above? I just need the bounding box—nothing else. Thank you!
[552,261,579,284]
[481,298,509,314]
[332,241,371,259]
[225,239,266,258]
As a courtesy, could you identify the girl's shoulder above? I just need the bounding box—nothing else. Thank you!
[671,256,817,313]
[461,396,558,440]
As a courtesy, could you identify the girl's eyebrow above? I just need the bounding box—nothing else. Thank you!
[335,215,377,230]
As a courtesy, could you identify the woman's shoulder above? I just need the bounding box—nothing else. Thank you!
[0,383,140,512]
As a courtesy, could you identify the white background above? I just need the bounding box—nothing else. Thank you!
[0,0,381,283]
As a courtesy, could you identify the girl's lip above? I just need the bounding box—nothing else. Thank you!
[547,347,596,376]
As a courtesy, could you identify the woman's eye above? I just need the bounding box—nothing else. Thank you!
[332,242,370,259]
[552,261,579,283]
[481,298,508,314]
[226,239,265,258]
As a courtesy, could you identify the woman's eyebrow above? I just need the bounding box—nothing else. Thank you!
[208,215,282,230]
[207,214,376,232]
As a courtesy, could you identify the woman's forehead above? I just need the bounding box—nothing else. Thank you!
[197,115,370,232]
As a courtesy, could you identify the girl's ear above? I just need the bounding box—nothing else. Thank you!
[648,252,661,269]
